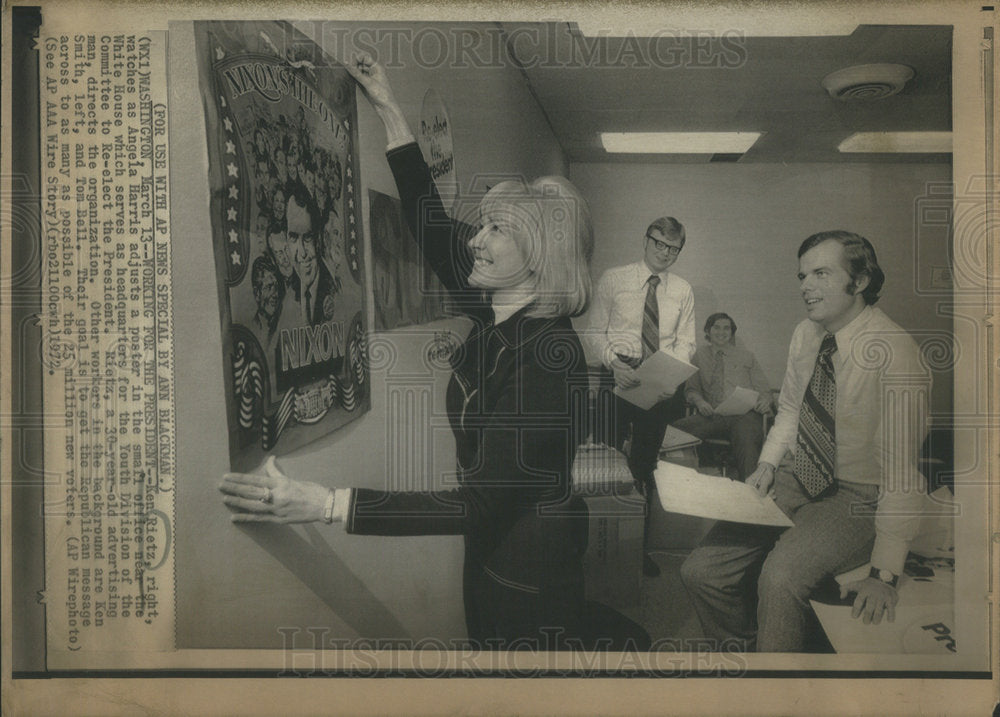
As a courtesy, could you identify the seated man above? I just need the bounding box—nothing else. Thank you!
[680,231,930,653]
[674,312,773,481]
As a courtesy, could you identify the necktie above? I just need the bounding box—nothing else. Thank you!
[641,275,660,361]
[709,348,725,406]
[793,333,837,498]
[305,288,312,323]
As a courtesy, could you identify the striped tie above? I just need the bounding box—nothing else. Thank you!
[709,348,725,406]
[793,333,837,498]
[641,275,660,361]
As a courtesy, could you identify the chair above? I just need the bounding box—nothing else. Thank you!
[698,435,741,478]
[585,365,619,449]
[684,394,775,478]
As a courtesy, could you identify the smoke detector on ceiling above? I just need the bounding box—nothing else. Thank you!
[821,63,915,100]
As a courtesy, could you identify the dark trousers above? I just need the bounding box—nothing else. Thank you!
[672,410,765,481]
[611,391,686,557]
[462,536,585,651]
[612,391,687,492]
[464,566,584,650]
[463,552,650,652]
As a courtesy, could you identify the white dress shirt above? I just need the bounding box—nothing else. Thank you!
[685,343,771,408]
[759,305,931,575]
[586,261,696,368]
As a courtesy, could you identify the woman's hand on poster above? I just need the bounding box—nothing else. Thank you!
[345,51,400,116]
[345,51,412,146]
[754,393,773,415]
[219,456,330,524]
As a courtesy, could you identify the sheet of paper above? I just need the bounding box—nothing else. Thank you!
[652,461,793,527]
[661,425,702,451]
[714,386,759,416]
[835,560,955,607]
[614,351,698,410]
[810,601,956,655]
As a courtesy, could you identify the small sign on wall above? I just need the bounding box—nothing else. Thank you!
[418,88,458,214]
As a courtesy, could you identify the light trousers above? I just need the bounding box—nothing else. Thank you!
[680,467,878,652]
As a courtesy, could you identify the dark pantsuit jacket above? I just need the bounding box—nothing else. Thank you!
[345,143,590,647]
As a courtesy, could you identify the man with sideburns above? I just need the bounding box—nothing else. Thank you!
[681,231,930,652]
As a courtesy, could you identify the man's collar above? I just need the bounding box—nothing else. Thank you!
[636,261,668,288]
[823,305,875,346]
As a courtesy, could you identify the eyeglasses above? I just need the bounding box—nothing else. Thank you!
[646,234,682,256]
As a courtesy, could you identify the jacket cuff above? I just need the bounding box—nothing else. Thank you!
[344,488,360,533]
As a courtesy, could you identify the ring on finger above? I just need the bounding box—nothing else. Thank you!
[260,487,274,504]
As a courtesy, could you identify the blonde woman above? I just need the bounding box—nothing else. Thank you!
[221,55,647,650]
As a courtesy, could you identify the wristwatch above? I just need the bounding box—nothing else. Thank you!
[869,566,899,588]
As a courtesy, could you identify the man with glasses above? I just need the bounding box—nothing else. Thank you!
[587,217,696,577]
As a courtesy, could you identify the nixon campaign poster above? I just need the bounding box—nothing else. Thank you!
[194,21,369,469]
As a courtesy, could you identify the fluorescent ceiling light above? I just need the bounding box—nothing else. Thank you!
[601,132,762,154]
[838,132,952,153]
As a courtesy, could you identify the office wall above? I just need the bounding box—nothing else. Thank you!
[172,22,566,648]
[571,161,954,416]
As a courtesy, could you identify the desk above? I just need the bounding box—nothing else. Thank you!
[654,443,719,552]
[810,487,956,654]
[572,445,645,607]
[659,445,700,470]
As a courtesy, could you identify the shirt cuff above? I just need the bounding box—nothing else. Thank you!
[758,442,786,469]
[603,342,638,369]
[602,345,617,369]
[333,488,352,523]
[386,133,416,151]
[869,535,910,577]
